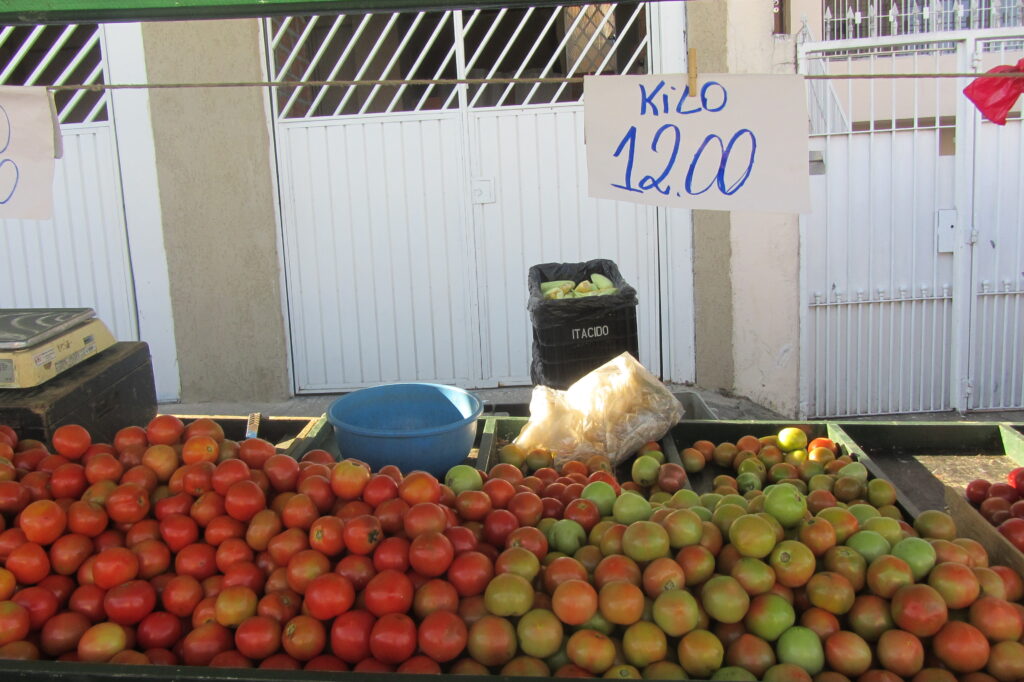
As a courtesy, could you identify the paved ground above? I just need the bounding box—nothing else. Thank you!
[161,383,1024,423]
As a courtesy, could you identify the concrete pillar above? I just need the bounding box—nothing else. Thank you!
[141,19,290,402]
[686,0,802,416]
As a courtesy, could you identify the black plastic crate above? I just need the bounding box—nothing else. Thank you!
[530,338,639,390]
[528,259,639,389]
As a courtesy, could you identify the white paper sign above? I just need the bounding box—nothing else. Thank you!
[0,86,57,221]
[585,74,810,213]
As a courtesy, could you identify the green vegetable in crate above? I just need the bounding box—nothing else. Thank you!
[540,273,619,299]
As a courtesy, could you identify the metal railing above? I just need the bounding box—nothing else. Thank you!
[823,0,1024,40]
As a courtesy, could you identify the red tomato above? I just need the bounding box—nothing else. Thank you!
[146,415,184,447]
[456,490,493,522]
[506,492,544,527]
[215,537,254,574]
[297,476,334,513]
[303,573,355,620]
[223,561,266,593]
[330,609,375,663]
[40,611,91,657]
[0,482,30,515]
[364,569,414,616]
[62,502,105,539]
[181,622,233,666]
[212,459,251,496]
[0,600,31,646]
[12,586,59,629]
[282,614,326,661]
[563,498,601,532]
[404,502,448,538]
[409,531,455,578]
[50,464,88,499]
[257,589,301,623]
[309,516,345,556]
[264,455,300,493]
[444,526,478,555]
[482,509,519,548]
[175,543,218,580]
[38,574,75,606]
[281,494,318,530]
[206,516,247,547]
[103,579,157,625]
[68,584,107,622]
[373,536,411,573]
[506,526,549,559]
[136,611,182,650]
[398,471,441,506]
[374,498,410,536]
[190,491,227,527]
[159,514,199,553]
[369,612,417,664]
[132,539,171,579]
[447,551,494,597]
[482,478,516,509]
[268,528,309,566]
[363,474,399,507]
[418,609,467,662]
[163,575,204,618]
[52,425,92,459]
[235,615,281,660]
[335,555,376,591]
[286,549,330,594]
[153,493,192,521]
[20,470,53,501]
[6,541,50,585]
[49,533,93,576]
[330,460,371,500]
[225,480,266,522]
[105,484,151,525]
[342,515,383,555]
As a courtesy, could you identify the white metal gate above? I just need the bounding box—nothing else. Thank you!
[0,24,139,342]
[267,4,665,392]
[799,28,1024,417]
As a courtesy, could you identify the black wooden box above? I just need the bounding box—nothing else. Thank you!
[0,342,157,445]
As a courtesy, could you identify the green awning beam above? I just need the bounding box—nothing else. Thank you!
[0,0,656,25]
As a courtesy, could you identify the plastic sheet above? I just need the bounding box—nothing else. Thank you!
[963,59,1024,126]
[512,352,684,467]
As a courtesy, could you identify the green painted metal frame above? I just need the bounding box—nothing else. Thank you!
[0,0,670,25]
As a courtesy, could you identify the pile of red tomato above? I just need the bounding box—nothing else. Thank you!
[965,469,1024,553]
[0,415,649,672]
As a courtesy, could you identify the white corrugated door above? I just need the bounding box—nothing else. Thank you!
[0,24,138,342]
[967,35,1024,410]
[269,4,667,391]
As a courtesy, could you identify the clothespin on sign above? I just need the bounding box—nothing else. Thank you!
[687,48,699,95]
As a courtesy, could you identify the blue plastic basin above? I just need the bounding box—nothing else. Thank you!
[326,383,483,476]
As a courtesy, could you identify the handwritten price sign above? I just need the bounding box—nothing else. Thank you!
[0,86,57,221]
[584,74,810,213]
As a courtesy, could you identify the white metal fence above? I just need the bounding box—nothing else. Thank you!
[823,0,1024,40]
[799,28,1024,417]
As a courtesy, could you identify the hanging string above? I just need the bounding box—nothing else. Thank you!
[39,71,1024,93]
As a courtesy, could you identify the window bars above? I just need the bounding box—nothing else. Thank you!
[0,23,107,124]
[267,3,649,120]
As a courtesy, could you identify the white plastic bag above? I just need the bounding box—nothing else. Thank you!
[512,352,684,467]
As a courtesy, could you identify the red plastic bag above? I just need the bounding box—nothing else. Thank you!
[963,58,1024,125]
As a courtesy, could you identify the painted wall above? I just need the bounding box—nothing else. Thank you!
[141,19,290,402]
[687,0,802,416]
